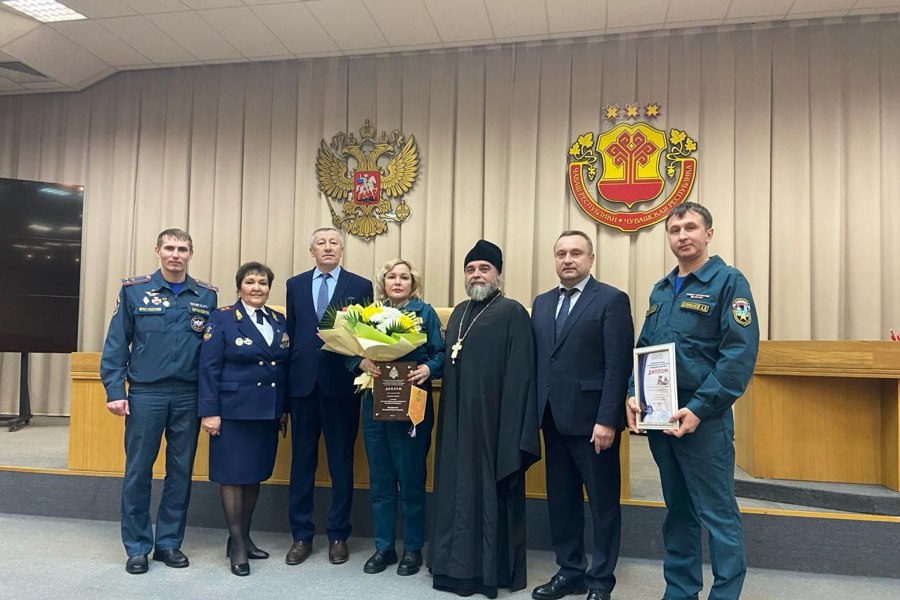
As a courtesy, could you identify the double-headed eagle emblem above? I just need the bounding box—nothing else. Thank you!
[316,120,420,240]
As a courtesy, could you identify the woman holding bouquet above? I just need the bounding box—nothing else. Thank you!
[352,258,445,576]
[198,262,289,576]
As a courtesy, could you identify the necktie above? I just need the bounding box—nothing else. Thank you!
[316,273,331,321]
[255,309,266,325]
[555,288,577,340]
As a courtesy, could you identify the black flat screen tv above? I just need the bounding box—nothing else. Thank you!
[0,177,84,353]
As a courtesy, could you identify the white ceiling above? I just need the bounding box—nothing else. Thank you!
[0,0,898,95]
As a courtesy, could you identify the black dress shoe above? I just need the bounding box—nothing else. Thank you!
[531,574,587,600]
[396,550,423,576]
[125,554,148,575]
[363,549,398,574]
[586,590,612,600]
[285,540,312,565]
[328,539,349,564]
[230,561,250,577]
[152,548,189,568]
[227,536,270,560]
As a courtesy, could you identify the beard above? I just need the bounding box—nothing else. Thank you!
[466,278,500,302]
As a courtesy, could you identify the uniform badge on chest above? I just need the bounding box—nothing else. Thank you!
[190,315,206,332]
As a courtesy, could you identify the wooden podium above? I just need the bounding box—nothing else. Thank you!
[68,352,401,487]
[67,344,576,499]
[735,341,900,491]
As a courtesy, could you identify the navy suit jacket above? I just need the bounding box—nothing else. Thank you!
[285,267,373,399]
[198,302,289,421]
[532,276,634,435]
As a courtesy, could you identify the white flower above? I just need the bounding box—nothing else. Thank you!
[368,306,404,334]
[368,307,402,324]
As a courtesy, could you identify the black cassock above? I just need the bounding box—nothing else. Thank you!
[427,294,541,598]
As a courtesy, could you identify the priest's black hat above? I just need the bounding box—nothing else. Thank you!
[464,239,503,273]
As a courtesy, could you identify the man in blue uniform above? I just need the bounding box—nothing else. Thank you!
[626,203,759,600]
[101,229,218,574]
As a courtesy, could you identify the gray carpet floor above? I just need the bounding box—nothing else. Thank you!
[2,513,898,600]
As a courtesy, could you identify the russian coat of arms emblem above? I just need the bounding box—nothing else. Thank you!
[567,103,698,232]
[316,120,420,240]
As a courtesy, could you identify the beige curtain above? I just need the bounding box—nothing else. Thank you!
[1,17,899,415]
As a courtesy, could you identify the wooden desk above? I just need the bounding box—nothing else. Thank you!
[735,341,900,491]
[69,351,631,498]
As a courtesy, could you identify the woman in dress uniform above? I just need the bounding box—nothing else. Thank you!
[198,262,289,576]
[351,258,444,577]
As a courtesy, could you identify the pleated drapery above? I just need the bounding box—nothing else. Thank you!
[2,17,899,414]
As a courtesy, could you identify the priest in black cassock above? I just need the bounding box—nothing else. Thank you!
[427,239,541,598]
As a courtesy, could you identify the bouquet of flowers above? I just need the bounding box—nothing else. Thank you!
[318,301,427,391]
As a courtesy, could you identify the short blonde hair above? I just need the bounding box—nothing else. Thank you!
[375,258,422,302]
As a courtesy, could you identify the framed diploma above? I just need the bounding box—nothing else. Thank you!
[372,361,415,421]
[633,343,679,430]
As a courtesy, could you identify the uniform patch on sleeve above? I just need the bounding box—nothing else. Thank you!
[203,323,215,341]
[645,304,659,317]
[679,300,710,314]
[732,298,752,327]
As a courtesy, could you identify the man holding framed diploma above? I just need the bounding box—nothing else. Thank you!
[626,203,759,600]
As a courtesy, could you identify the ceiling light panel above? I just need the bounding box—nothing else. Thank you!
[2,0,86,22]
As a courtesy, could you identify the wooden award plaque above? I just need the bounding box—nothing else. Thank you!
[372,361,415,421]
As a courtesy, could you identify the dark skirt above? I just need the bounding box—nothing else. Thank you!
[208,418,279,484]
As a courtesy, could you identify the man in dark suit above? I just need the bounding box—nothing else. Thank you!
[531,230,634,600]
[284,227,373,566]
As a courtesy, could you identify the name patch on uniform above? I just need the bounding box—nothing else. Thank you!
[137,306,164,314]
[645,304,659,317]
[732,298,752,327]
[189,305,210,316]
[679,301,710,314]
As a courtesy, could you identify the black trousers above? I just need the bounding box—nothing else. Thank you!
[542,405,622,592]
[287,385,361,542]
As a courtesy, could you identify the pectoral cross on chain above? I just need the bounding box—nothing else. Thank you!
[450,340,463,364]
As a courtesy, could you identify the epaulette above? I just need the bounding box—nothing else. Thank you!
[121,274,152,286]
[193,278,219,292]
[218,305,236,312]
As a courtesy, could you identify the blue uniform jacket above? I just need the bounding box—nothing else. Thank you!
[285,267,373,399]
[347,298,446,386]
[100,269,218,400]
[198,302,290,421]
[629,255,760,421]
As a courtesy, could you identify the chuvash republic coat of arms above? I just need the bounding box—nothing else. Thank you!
[567,103,698,232]
[316,120,420,240]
